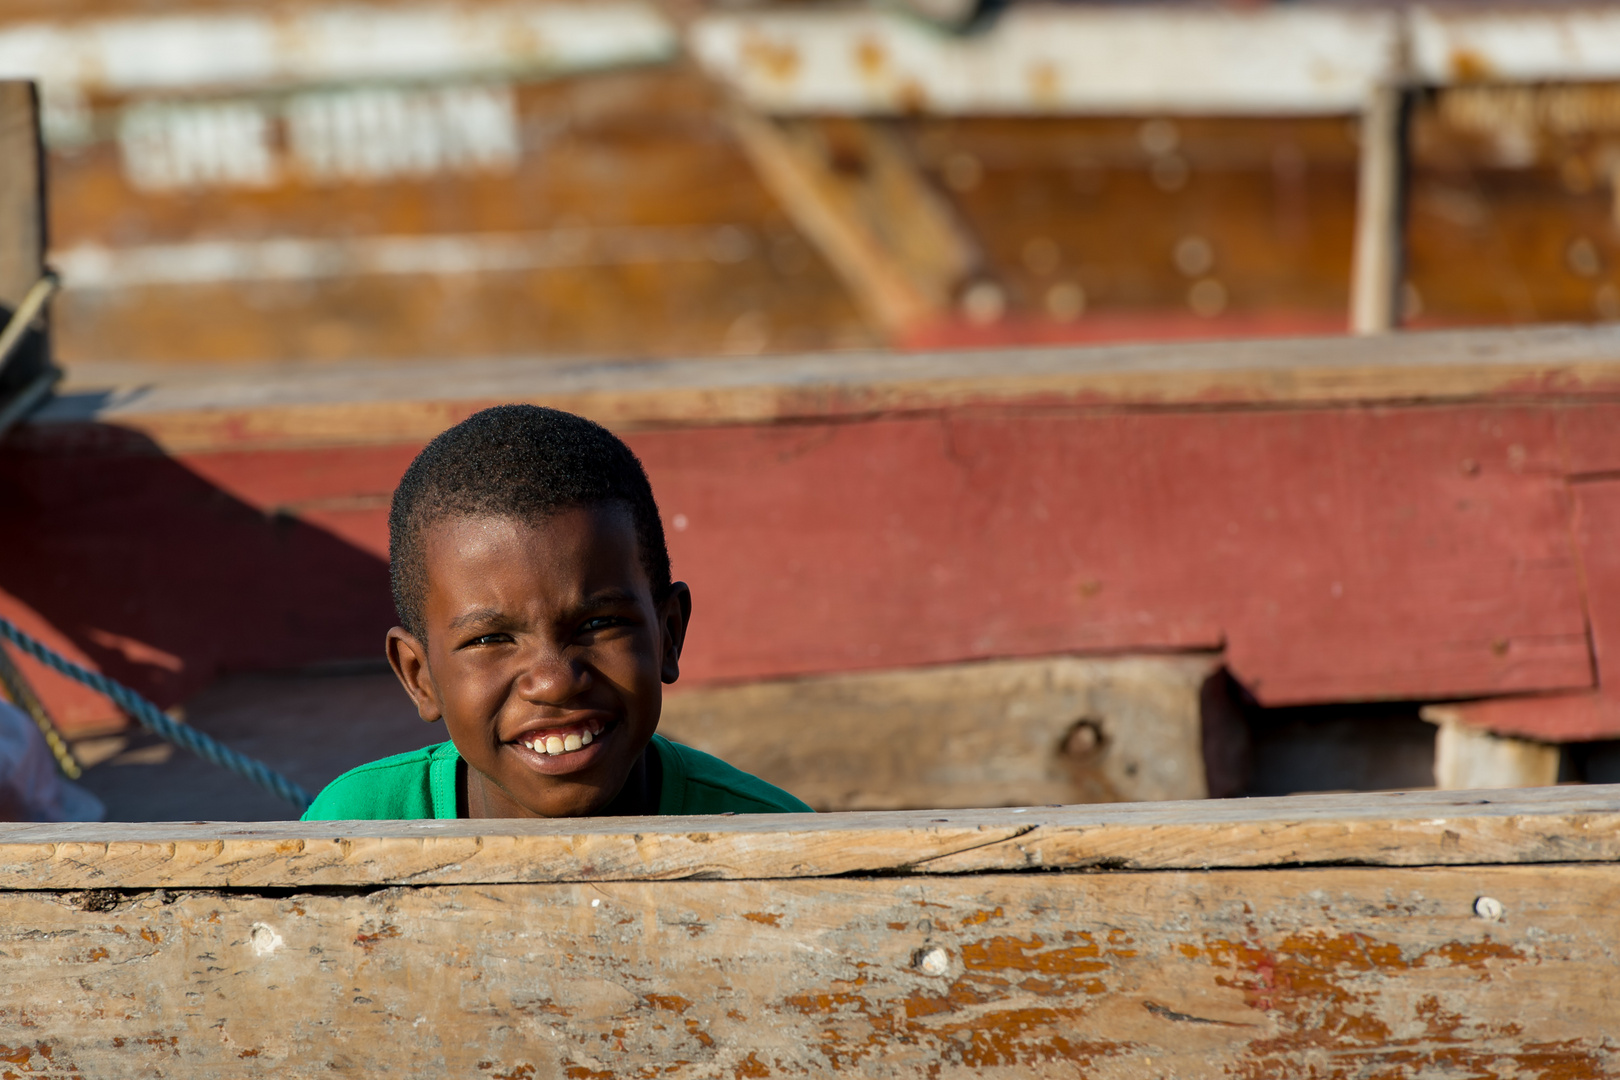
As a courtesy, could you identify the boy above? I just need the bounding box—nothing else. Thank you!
[302,405,810,819]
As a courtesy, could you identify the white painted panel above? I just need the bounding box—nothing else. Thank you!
[113,84,523,191]
[119,101,279,191]
[690,4,1401,116]
[53,226,757,289]
[0,2,677,97]
[1412,5,1620,85]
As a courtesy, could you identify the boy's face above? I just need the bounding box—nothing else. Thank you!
[387,504,689,817]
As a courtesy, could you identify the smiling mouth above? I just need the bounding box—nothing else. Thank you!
[513,717,608,758]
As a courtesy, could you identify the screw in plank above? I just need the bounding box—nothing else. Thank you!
[914,947,950,976]
[1474,896,1504,921]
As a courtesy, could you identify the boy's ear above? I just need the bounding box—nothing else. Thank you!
[387,626,444,723]
[658,582,693,685]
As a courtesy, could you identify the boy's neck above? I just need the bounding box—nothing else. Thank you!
[458,741,663,818]
[600,740,663,817]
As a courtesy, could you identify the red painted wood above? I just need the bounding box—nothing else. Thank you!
[898,312,1347,351]
[1559,404,1620,478]
[1574,481,1620,696]
[0,439,398,731]
[0,403,1599,731]
[643,406,1589,705]
[1434,692,1619,742]
[1437,477,1620,741]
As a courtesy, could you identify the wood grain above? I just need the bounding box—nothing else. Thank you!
[2,393,1598,731]
[659,654,1217,811]
[3,785,1620,889]
[732,113,978,334]
[2,865,1616,1076]
[1429,477,1620,741]
[1432,717,1560,789]
[0,79,52,407]
[1349,85,1405,335]
[0,81,41,310]
[31,324,1620,456]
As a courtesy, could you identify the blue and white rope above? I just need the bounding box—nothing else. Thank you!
[0,615,312,810]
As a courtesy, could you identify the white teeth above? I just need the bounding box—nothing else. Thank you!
[519,728,600,754]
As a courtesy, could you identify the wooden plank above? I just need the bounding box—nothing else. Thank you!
[731,112,978,336]
[1422,692,1619,743]
[4,784,1620,889]
[1427,477,1620,742]
[660,654,1218,811]
[27,325,1620,455]
[0,3,679,101]
[1348,85,1406,335]
[43,66,877,367]
[1431,717,1560,789]
[2,863,1618,1074]
[0,81,43,310]
[1574,479,1620,694]
[641,406,1589,704]
[1560,403,1620,477]
[0,440,400,731]
[1411,4,1620,84]
[0,79,52,412]
[1,398,1595,729]
[690,5,1402,115]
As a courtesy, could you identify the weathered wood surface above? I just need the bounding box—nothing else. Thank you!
[660,654,1218,811]
[3,383,1605,731]
[0,82,43,314]
[732,112,980,336]
[3,857,1619,1074]
[4,785,1620,890]
[29,324,1620,455]
[1349,84,1405,336]
[0,80,52,410]
[1424,475,1620,742]
[1430,718,1560,790]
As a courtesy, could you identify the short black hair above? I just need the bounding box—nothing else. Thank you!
[388,404,671,639]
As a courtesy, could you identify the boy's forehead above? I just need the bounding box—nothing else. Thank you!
[421,504,646,592]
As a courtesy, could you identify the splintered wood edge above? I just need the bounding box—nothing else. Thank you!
[3,785,1618,889]
[33,324,1620,454]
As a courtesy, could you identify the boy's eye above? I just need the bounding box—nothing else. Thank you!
[579,616,621,634]
[467,633,512,647]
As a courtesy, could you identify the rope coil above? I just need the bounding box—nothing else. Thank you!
[0,615,313,811]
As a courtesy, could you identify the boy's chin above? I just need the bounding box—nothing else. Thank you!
[500,752,638,818]
[521,786,619,818]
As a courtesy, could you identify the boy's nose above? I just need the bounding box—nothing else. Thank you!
[514,644,591,704]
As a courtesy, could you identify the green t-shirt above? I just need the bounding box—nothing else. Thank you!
[301,733,811,820]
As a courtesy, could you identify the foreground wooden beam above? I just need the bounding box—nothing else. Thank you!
[4,785,1620,888]
[3,788,1618,1075]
